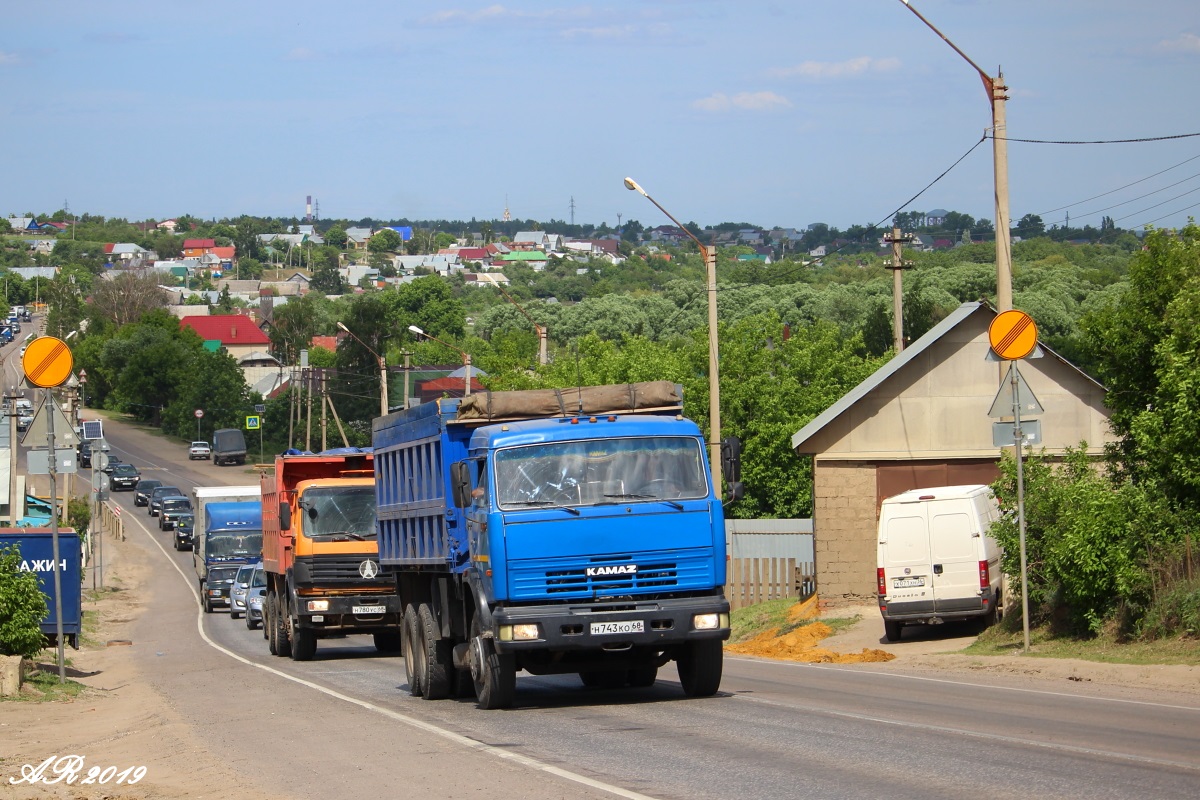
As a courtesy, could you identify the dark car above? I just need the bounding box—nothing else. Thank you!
[158,496,192,531]
[77,442,92,468]
[202,565,240,613]
[134,479,163,507]
[148,485,183,517]
[173,511,196,551]
[110,463,141,491]
[101,456,124,475]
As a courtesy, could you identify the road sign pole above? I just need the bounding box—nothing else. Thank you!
[45,386,65,683]
[1011,361,1031,654]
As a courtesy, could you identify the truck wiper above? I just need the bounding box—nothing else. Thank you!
[605,493,684,510]
[508,500,581,516]
[330,532,368,541]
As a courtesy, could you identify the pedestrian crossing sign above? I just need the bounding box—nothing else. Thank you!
[245,415,261,430]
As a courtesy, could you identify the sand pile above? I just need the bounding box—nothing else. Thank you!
[727,596,896,664]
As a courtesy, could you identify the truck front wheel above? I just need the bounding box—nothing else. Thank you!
[469,615,515,710]
[418,603,452,700]
[677,640,723,698]
[402,606,422,697]
[275,596,292,658]
[373,630,402,654]
[291,625,317,661]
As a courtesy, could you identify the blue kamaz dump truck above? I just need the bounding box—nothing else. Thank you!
[372,381,739,709]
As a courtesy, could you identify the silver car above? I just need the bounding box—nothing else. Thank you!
[229,563,257,620]
[246,564,267,631]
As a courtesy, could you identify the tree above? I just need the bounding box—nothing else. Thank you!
[1016,214,1045,239]
[369,228,402,254]
[310,259,344,295]
[324,225,348,249]
[0,544,48,658]
[88,270,169,328]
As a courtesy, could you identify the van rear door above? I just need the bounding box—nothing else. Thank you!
[880,506,934,615]
[928,503,984,614]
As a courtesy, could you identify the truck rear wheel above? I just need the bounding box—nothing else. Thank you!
[402,606,422,696]
[267,594,279,655]
[677,640,723,697]
[291,626,317,661]
[418,603,452,700]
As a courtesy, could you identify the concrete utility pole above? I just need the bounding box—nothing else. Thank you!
[898,0,1013,311]
[883,227,915,352]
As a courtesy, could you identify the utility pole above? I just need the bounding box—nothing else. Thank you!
[883,227,915,352]
[402,351,411,410]
[304,367,313,452]
[320,369,328,452]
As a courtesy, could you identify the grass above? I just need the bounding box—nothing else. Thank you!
[729,596,860,644]
[6,663,88,702]
[964,618,1200,666]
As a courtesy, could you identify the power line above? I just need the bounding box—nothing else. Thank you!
[1067,171,1200,222]
[1038,152,1200,216]
[990,131,1200,145]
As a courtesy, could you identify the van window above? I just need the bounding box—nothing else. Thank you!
[930,512,975,561]
[885,514,929,565]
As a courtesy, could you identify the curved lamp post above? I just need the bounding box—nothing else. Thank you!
[337,321,389,416]
[624,177,722,498]
[409,325,472,397]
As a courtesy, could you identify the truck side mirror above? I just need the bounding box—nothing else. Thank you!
[450,461,471,508]
[725,481,745,503]
[279,502,291,532]
[721,436,742,484]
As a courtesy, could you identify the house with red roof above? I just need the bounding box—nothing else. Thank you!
[180,314,271,361]
[183,239,217,258]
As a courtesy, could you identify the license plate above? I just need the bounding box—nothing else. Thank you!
[893,577,925,588]
[590,620,644,636]
[353,605,386,615]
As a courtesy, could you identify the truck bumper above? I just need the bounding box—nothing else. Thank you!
[491,592,730,653]
[295,594,404,632]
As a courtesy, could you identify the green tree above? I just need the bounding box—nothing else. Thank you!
[324,225,348,249]
[1016,213,1045,239]
[310,259,344,295]
[0,544,49,658]
[369,228,402,254]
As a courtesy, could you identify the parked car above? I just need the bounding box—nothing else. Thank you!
[229,563,258,620]
[246,563,267,630]
[110,463,141,491]
[134,479,163,507]
[158,496,193,530]
[77,442,92,468]
[188,441,212,460]
[173,511,196,551]
[148,485,183,517]
[212,428,247,466]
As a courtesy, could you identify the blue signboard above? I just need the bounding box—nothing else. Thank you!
[0,530,82,647]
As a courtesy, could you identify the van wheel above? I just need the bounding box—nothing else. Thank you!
[884,620,903,642]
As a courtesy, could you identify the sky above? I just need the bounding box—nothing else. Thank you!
[3,1,1199,233]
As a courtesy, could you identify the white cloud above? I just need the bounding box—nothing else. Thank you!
[1155,33,1200,53]
[692,91,791,113]
[0,51,19,65]
[767,56,901,80]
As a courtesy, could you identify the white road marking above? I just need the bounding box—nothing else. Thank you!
[132,511,659,800]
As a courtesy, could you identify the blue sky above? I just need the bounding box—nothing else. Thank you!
[3,1,1198,233]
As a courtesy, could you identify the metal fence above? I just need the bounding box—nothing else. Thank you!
[724,519,815,611]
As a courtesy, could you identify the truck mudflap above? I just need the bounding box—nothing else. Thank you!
[295,594,405,631]
[490,592,730,652]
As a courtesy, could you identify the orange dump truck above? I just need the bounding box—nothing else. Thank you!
[261,449,402,661]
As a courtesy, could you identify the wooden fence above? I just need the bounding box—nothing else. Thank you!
[724,557,816,611]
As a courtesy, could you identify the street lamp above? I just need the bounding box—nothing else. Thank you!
[897,0,1012,312]
[408,325,472,397]
[336,321,389,416]
[624,177,723,498]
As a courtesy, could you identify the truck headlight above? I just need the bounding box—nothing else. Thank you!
[693,613,726,631]
[498,624,539,641]
[306,600,330,612]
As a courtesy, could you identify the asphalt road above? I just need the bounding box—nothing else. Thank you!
[71,414,1200,799]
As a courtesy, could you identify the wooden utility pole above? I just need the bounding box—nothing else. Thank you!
[883,227,915,352]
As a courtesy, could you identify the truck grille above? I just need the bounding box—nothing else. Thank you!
[509,548,715,601]
[295,556,392,586]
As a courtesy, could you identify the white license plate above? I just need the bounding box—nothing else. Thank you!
[590,620,645,636]
[893,577,925,588]
[353,605,386,614]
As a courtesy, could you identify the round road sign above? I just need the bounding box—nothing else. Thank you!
[22,336,74,388]
[194,409,204,419]
[988,310,1038,360]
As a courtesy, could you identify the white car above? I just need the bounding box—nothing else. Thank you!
[188,441,212,460]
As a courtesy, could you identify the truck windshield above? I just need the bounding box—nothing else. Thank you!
[494,436,709,509]
[206,531,263,559]
[300,486,377,541]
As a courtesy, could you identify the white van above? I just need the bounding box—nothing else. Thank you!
[876,484,1003,642]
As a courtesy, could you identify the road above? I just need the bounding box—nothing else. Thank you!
[58,414,1200,799]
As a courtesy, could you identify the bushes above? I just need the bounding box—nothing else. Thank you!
[0,544,48,658]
